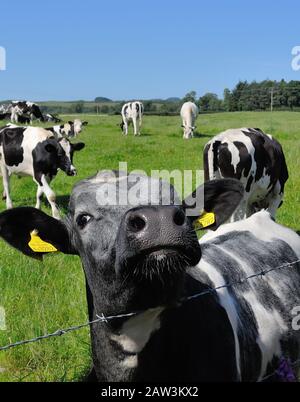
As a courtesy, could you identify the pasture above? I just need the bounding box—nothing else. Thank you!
[0,111,299,381]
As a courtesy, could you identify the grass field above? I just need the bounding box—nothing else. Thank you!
[0,111,299,381]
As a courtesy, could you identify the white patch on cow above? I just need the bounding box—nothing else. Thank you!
[223,139,240,173]
[242,291,286,380]
[195,259,241,379]
[122,355,138,369]
[110,307,164,355]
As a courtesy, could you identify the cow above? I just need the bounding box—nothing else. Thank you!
[43,113,62,123]
[0,126,85,219]
[180,101,199,139]
[203,128,289,221]
[13,101,44,122]
[120,101,144,136]
[46,119,88,139]
[5,101,44,123]
[0,171,299,382]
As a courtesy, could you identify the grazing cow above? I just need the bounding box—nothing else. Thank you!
[4,101,44,123]
[180,101,199,139]
[46,119,88,139]
[13,101,44,122]
[120,101,144,135]
[43,113,62,123]
[0,126,85,219]
[204,128,289,221]
[0,172,300,382]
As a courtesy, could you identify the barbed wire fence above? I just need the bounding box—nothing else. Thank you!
[1,258,300,382]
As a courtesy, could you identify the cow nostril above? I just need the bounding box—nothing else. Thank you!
[128,215,146,233]
[173,209,186,226]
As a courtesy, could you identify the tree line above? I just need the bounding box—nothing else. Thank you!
[10,79,300,115]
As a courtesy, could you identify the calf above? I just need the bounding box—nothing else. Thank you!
[180,101,199,139]
[120,101,144,135]
[0,126,85,219]
[204,128,289,221]
[46,119,88,139]
[0,172,299,382]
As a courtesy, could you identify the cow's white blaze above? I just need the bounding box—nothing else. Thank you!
[110,307,164,356]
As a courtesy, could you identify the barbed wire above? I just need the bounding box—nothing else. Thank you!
[0,258,300,381]
[259,357,300,382]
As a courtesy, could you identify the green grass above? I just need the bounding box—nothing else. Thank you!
[0,111,299,381]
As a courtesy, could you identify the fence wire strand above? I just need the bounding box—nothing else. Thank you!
[1,258,300,381]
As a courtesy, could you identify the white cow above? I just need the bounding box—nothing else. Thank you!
[180,101,199,139]
[120,101,144,136]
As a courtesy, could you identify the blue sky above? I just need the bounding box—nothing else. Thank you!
[0,0,299,101]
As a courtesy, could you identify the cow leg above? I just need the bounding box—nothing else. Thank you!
[36,175,60,219]
[132,118,138,136]
[35,185,44,209]
[123,121,128,135]
[1,164,13,209]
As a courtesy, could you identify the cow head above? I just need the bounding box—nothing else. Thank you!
[182,124,196,139]
[71,119,88,137]
[0,173,243,314]
[56,137,85,175]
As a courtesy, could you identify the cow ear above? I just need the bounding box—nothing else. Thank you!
[0,207,76,259]
[68,121,73,125]
[72,142,85,151]
[183,179,244,230]
[82,121,88,126]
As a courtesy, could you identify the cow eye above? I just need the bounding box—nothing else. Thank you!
[76,214,92,229]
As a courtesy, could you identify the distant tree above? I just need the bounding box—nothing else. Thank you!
[143,100,153,112]
[223,88,233,111]
[73,101,84,114]
[199,93,222,112]
[182,91,197,103]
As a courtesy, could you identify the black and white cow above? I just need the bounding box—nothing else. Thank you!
[120,101,144,135]
[180,101,199,139]
[204,128,289,221]
[9,101,44,123]
[0,126,85,219]
[43,113,62,123]
[0,171,299,382]
[46,119,88,139]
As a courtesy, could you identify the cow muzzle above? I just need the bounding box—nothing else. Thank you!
[67,166,77,176]
[115,205,201,281]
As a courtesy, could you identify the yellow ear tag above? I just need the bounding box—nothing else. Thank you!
[28,230,58,253]
[194,211,216,230]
